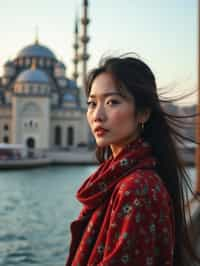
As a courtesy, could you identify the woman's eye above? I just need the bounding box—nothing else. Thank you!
[107,99,120,105]
[87,101,96,108]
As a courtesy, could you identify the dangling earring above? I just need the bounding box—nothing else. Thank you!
[141,122,144,130]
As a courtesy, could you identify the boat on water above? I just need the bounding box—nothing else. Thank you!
[0,143,51,169]
[0,142,195,169]
[0,142,196,169]
[0,143,97,169]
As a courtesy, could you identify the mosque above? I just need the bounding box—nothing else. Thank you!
[0,1,90,150]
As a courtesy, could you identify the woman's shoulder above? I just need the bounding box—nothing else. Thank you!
[113,169,171,205]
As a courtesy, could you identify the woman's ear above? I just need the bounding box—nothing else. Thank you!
[138,109,151,124]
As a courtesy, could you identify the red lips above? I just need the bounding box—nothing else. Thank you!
[94,126,109,137]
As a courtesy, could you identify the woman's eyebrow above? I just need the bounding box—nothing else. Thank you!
[89,92,121,98]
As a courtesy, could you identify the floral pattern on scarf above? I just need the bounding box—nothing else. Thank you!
[66,138,175,266]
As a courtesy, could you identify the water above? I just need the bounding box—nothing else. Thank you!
[0,166,196,266]
[0,165,96,266]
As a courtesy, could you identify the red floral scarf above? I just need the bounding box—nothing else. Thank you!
[66,138,174,266]
[77,138,156,210]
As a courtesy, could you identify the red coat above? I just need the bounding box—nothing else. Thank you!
[66,138,175,266]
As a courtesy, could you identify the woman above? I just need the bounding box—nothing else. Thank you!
[66,55,199,266]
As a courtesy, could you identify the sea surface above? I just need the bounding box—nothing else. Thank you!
[0,166,196,266]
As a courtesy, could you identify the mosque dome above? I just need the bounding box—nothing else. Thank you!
[55,61,66,69]
[16,68,49,84]
[17,42,56,59]
[4,60,14,67]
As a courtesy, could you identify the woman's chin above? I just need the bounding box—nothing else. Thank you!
[95,139,110,147]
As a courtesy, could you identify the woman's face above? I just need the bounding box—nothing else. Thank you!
[86,72,141,157]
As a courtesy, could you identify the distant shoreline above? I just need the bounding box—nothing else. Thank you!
[0,147,195,170]
[0,149,98,169]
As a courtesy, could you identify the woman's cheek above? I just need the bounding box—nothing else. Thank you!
[86,111,92,127]
[111,109,129,122]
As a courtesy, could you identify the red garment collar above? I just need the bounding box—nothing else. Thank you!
[77,138,156,210]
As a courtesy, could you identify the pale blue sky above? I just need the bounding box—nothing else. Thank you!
[0,0,197,104]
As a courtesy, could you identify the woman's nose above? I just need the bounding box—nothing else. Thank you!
[93,105,106,122]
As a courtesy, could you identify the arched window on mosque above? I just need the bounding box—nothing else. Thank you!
[33,85,38,94]
[21,85,24,93]
[26,58,30,66]
[55,126,62,146]
[39,58,44,67]
[3,136,9,143]
[4,124,8,131]
[27,137,35,148]
[67,126,74,146]
[19,58,24,66]
[29,85,33,93]
[46,59,51,67]
[25,85,29,94]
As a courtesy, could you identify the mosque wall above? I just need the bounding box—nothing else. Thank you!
[0,107,11,143]
[0,38,90,149]
[12,96,50,148]
[76,116,89,145]
[50,112,87,148]
[0,102,89,149]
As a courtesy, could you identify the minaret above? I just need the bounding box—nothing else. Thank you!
[72,15,79,83]
[80,0,90,106]
[35,25,39,45]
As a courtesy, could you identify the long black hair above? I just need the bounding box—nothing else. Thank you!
[85,54,200,266]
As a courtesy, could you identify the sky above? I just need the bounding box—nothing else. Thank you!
[0,0,198,104]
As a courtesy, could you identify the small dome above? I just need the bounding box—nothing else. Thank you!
[16,68,49,83]
[55,61,66,69]
[4,60,14,67]
[17,43,56,59]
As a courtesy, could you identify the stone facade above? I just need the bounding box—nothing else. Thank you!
[0,41,88,149]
